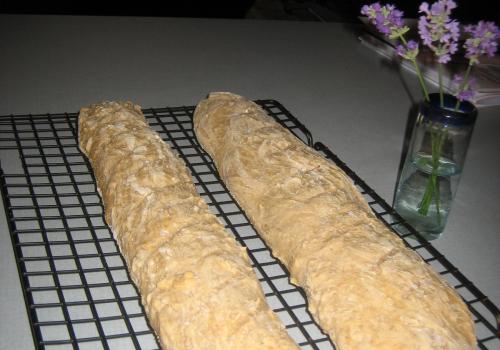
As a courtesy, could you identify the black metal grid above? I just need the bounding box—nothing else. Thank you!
[0,100,498,350]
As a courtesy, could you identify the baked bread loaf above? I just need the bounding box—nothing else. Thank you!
[78,101,298,350]
[193,92,476,350]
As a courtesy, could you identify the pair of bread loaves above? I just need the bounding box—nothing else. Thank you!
[79,93,475,350]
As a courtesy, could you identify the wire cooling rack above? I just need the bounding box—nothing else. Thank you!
[0,100,498,350]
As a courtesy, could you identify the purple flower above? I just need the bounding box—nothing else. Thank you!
[453,74,476,102]
[418,0,460,64]
[396,40,419,60]
[464,21,500,65]
[456,85,475,102]
[452,73,463,85]
[361,3,420,61]
[395,44,405,56]
[361,3,408,39]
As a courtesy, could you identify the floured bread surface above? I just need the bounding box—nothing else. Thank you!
[193,92,476,350]
[78,101,298,350]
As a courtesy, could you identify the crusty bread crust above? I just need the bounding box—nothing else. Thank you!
[79,101,298,350]
[193,92,476,350]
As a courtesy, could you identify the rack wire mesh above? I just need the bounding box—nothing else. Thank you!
[0,100,498,350]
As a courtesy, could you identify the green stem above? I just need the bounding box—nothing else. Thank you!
[418,170,435,215]
[454,64,473,110]
[418,126,446,218]
[399,35,430,102]
[418,130,436,215]
[435,175,441,225]
[438,64,444,108]
[413,60,431,102]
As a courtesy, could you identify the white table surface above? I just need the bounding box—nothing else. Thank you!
[1,14,499,349]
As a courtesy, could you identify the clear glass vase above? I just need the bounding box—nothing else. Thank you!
[393,93,477,240]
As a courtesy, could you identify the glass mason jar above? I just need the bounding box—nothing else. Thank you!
[393,93,477,240]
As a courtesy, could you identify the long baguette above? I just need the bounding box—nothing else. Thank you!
[78,101,298,350]
[193,92,476,350]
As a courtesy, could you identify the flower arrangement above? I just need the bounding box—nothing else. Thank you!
[361,1,499,226]
[360,0,499,107]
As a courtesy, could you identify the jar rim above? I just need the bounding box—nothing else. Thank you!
[420,93,477,126]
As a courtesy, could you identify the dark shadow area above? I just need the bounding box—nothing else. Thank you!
[1,0,496,23]
[0,1,256,18]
